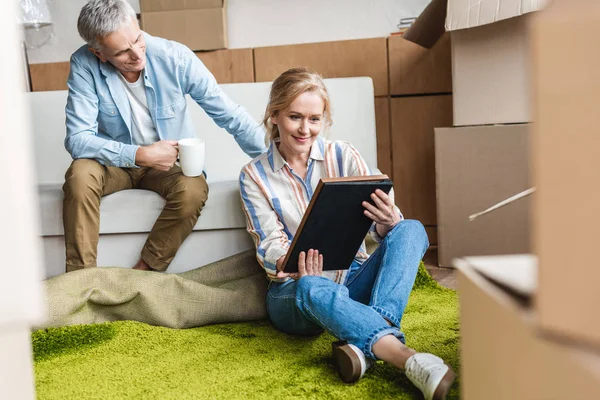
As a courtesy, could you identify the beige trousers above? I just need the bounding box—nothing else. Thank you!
[62,159,209,272]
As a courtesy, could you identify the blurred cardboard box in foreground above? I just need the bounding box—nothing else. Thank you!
[532,0,600,351]
[456,255,600,400]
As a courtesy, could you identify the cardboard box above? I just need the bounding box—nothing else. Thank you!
[388,0,451,96]
[253,38,389,97]
[425,226,437,246]
[388,33,452,96]
[447,0,547,126]
[195,48,253,84]
[140,0,222,12]
[29,62,70,92]
[456,255,600,400]
[141,0,227,51]
[391,95,453,226]
[435,124,531,267]
[531,0,600,349]
[374,97,392,178]
[450,16,531,126]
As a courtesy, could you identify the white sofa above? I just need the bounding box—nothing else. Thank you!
[28,77,378,279]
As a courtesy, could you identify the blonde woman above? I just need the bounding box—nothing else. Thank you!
[239,68,455,400]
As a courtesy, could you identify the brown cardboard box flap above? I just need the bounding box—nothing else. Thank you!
[456,255,537,298]
[140,0,224,12]
[403,0,447,49]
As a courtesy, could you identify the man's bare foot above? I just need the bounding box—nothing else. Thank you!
[132,258,154,271]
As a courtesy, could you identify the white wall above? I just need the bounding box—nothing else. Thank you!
[228,0,429,48]
[27,0,430,64]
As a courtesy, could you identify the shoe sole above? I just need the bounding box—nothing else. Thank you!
[332,341,362,384]
[432,365,456,400]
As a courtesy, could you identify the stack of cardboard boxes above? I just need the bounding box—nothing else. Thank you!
[434,0,543,267]
[387,0,453,247]
[456,1,600,398]
[140,0,228,51]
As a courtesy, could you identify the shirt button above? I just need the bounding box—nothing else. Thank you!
[111,111,115,114]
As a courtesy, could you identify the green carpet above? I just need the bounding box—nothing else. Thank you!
[32,265,460,399]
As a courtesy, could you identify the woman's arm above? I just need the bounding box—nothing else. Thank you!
[239,165,290,280]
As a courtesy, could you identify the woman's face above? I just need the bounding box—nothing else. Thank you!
[271,91,325,160]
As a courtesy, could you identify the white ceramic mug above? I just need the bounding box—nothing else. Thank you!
[178,138,205,177]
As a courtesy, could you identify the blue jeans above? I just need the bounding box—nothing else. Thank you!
[266,219,429,360]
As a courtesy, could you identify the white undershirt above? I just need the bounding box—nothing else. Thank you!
[118,71,160,146]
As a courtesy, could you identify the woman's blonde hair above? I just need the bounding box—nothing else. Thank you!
[263,67,332,145]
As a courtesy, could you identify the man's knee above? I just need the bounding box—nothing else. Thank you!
[63,159,105,200]
[167,176,208,219]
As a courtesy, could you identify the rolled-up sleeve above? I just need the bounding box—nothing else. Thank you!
[239,165,290,280]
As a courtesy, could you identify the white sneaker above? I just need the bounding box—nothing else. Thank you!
[405,353,456,400]
[332,341,374,383]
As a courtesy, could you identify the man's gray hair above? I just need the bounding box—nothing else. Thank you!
[77,0,137,49]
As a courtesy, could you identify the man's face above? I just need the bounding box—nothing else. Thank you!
[91,18,146,75]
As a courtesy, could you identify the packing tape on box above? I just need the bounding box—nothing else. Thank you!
[469,187,536,222]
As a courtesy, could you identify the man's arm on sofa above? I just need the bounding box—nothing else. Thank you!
[65,56,139,168]
[180,48,267,158]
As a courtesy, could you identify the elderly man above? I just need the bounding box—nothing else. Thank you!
[63,0,266,272]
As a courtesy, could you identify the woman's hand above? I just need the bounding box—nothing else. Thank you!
[297,249,323,278]
[275,256,297,280]
[362,189,401,237]
[275,249,323,280]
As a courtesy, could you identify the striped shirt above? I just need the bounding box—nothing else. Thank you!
[239,137,403,283]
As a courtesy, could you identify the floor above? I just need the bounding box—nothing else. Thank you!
[423,247,457,290]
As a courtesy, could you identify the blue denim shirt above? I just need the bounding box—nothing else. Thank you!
[65,32,266,168]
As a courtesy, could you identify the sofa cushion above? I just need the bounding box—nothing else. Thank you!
[39,180,246,236]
